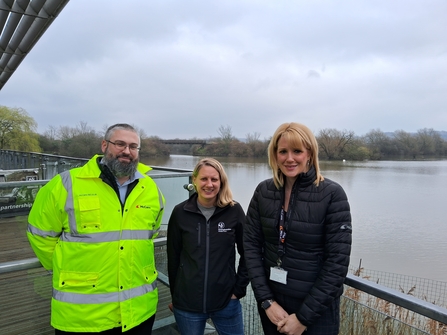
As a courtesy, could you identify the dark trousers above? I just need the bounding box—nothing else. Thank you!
[258,295,340,335]
[54,314,156,335]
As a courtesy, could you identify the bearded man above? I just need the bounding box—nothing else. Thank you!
[27,123,165,334]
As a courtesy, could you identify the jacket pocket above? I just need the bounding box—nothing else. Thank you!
[59,271,99,289]
[78,196,101,230]
[143,264,157,283]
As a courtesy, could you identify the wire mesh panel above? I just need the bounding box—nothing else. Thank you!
[349,265,447,308]
[241,284,263,334]
[0,268,53,335]
[340,295,446,335]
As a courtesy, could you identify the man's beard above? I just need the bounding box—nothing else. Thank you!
[103,153,138,178]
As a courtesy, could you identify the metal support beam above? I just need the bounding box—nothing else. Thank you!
[0,0,70,90]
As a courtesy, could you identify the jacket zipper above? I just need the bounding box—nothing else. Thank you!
[203,220,210,313]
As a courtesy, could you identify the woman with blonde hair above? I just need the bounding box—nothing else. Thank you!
[167,158,249,335]
[244,122,352,335]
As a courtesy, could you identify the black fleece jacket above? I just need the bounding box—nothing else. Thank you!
[244,166,352,326]
[167,193,249,313]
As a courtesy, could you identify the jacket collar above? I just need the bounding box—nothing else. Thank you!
[183,193,227,215]
[290,165,317,190]
[76,154,152,179]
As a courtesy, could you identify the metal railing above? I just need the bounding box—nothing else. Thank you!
[0,165,193,228]
[2,242,447,334]
[0,149,88,180]
[344,274,447,325]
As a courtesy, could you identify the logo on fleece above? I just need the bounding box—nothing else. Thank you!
[218,222,231,233]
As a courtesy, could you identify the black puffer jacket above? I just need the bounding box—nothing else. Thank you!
[244,166,352,326]
[167,193,249,313]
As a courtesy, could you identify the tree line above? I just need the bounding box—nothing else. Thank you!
[192,125,447,160]
[1,105,447,160]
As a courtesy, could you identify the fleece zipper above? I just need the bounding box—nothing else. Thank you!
[202,219,210,313]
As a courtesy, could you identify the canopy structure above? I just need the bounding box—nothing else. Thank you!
[0,0,69,90]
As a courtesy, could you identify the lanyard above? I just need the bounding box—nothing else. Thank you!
[277,187,296,267]
[277,207,287,267]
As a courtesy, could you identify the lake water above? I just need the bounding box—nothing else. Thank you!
[145,155,447,282]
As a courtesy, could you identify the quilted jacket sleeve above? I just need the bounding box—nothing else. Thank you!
[244,181,275,302]
[297,182,352,326]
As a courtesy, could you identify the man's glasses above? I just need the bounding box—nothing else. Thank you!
[106,140,140,152]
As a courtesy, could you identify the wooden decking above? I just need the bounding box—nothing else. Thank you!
[0,216,35,264]
[0,216,177,335]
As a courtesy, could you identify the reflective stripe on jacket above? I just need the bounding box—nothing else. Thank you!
[27,155,165,332]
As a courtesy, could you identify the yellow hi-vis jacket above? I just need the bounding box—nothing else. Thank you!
[27,155,165,332]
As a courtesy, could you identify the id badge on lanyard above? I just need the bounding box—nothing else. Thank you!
[270,207,288,285]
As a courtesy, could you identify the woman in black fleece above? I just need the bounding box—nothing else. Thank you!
[167,158,249,335]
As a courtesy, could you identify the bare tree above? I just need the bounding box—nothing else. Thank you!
[317,128,355,160]
[76,121,96,135]
[393,130,419,158]
[246,132,261,143]
[245,131,268,157]
[363,129,395,159]
[44,125,58,140]
[218,125,235,142]
[416,128,443,156]
[57,125,78,141]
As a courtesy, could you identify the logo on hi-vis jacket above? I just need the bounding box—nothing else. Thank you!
[136,205,151,209]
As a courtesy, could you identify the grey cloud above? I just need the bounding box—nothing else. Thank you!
[0,0,446,139]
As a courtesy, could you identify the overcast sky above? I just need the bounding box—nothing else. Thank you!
[1,0,446,140]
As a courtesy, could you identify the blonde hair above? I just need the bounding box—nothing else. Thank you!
[268,122,324,189]
[192,158,235,207]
